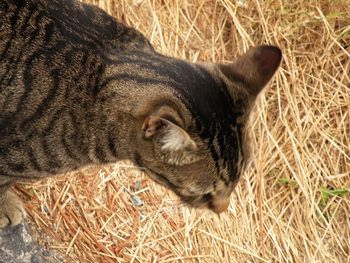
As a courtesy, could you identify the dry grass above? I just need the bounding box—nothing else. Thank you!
[14,0,350,262]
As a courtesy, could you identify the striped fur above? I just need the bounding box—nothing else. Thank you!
[0,0,281,226]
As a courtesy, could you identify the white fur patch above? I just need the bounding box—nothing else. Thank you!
[160,127,196,152]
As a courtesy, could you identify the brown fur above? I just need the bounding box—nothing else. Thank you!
[0,0,281,227]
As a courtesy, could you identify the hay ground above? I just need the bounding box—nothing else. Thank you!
[14,0,350,262]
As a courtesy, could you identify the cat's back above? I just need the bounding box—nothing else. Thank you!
[0,0,151,132]
[0,0,100,129]
[0,0,123,173]
[1,0,123,46]
[1,0,152,53]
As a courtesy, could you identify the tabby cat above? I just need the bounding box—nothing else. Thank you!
[0,0,282,227]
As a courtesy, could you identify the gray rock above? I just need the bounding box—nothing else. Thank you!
[0,223,62,263]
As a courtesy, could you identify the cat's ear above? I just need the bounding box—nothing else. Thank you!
[142,115,197,152]
[219,45,282,97]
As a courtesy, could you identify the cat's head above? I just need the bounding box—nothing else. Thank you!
[132,45,282,213]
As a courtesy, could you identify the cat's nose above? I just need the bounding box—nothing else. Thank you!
[210,197,230,214]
